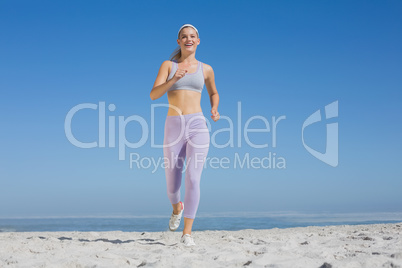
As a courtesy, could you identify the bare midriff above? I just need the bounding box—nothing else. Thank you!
[167,90,202,116]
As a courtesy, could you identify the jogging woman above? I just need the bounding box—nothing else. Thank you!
[150,24,220,246]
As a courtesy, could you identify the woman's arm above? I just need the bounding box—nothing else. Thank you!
[150,61,187,100]
[150,61,174,100]
[204,64,220,122]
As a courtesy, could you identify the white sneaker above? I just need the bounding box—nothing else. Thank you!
[169,201,184,231]
[180,234,196,246]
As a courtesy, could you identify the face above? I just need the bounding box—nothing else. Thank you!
[177,27,200,51]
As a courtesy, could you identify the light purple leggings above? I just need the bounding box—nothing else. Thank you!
[163,112,210,219]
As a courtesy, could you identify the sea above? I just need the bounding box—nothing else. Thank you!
[1,212,402,232]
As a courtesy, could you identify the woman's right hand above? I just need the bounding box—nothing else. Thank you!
[150,62,188,100]
[172,68,188,82]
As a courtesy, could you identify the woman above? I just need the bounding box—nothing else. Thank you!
[150,24,220,246]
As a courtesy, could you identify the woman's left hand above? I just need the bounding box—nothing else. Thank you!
[211,108,220,122]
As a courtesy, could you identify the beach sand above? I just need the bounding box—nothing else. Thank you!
[1,222,401,268]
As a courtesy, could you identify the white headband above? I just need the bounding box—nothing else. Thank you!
[178,24,199,38]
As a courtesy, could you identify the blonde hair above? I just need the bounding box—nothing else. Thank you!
[169,26,199,61]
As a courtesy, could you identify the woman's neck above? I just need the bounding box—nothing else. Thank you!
[178,53,196,64]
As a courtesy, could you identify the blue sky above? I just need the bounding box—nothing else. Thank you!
[1,0,401,218]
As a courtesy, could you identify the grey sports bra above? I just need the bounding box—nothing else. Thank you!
[167,60,205,93]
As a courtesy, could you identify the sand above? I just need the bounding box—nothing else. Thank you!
[1,222,401,268]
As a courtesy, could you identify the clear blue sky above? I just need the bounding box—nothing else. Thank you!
[1,0,401,218]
